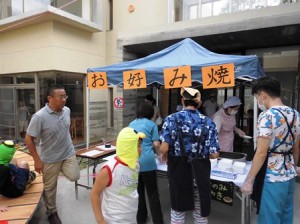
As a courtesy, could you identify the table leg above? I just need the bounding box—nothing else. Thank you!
[241,194,251,224]
[87,158,90,187]
[74,152,115,199]
[93,159,98,184]
[75,180,79,200]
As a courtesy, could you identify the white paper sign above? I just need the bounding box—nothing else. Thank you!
[80,150,105,157]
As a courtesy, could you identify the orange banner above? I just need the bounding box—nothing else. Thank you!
[202,63,235,89]
[123,69,147,90]
[163,66,192,89]
[87,72,108,89]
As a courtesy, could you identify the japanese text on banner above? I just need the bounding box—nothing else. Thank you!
[202,63,235,89]
[163,66,192,89]
[87,72,108,89]
[123,69,147,90]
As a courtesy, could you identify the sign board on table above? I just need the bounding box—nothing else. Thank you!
[210,179,235,206]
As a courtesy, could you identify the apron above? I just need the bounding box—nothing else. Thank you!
[216,109,236,152]
[251,108,295,214]
[168,116,211,216]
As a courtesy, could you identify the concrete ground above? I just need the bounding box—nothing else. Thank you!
[30,166,300,224]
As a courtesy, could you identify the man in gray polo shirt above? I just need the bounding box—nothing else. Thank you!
[25,84,80,224]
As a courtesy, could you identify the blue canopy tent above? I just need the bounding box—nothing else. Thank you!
[86,38,264,149]
[87,38,264,86]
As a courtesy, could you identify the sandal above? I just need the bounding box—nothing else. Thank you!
[27,171,36,185]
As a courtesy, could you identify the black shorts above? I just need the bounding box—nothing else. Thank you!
[0,164,29,198]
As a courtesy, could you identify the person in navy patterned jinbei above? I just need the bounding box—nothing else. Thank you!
[160,87,219,224]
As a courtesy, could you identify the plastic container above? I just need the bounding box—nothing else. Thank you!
[232,161,246,174]
[211,169,237,180]
[218,158,233,171]
[210,158,218,169]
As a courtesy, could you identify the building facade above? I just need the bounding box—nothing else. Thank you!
[0,0,299,146]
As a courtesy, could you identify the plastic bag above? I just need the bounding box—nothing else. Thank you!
[156,116,163,126]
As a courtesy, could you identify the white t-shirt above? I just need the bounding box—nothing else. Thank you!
[101,157,140,224]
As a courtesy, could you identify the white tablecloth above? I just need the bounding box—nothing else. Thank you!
[104,154,251,188]
[156,159,252,188]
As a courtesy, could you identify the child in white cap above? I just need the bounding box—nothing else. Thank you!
[90,127,146,224]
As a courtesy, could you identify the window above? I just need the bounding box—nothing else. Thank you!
[0,75,14,84]
[171,0,291,22]
[51,0,82,17]
[1,0,103,27]
[16,73,35,84]
[189,4,198,20]
[38,71,85,143]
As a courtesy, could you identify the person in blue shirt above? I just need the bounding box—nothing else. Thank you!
[160,87,219,224]
[129,102,164,224]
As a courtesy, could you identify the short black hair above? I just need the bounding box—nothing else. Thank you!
[145,94,156,105]
[47,84,65,96]
[183,100,199,108]
[251,76,280,97]
[137,102,154,120]
[182,91,199,108]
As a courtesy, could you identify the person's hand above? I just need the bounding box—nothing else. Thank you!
[236,128,245,137]
[0,205,8,212]
[34,159,44,174]
[241,175,255,195]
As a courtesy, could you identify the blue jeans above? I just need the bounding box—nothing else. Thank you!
[258,178,295,224]
[8,163,29,191]
[0,164,29,198]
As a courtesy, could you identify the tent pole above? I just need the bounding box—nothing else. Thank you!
[156,87,159,106]
[85,76,90,187]
[85,76,90,149]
